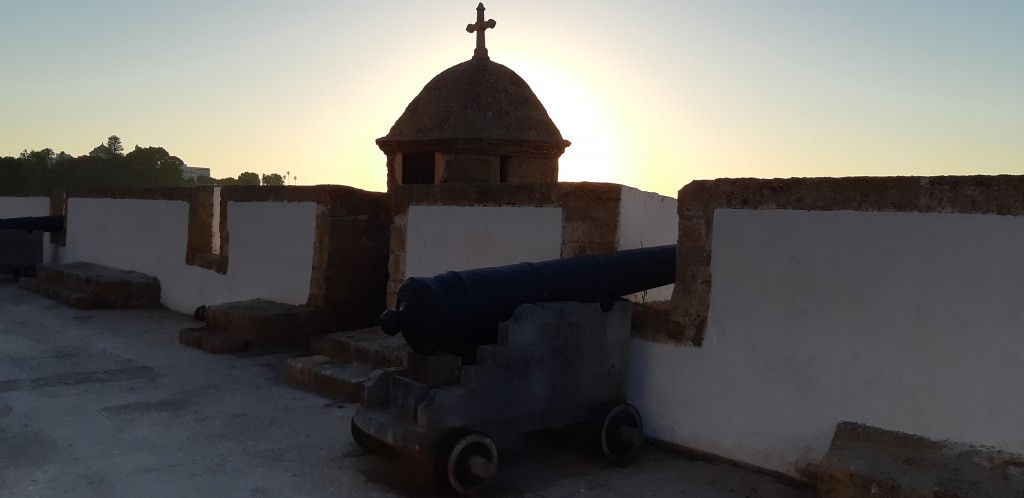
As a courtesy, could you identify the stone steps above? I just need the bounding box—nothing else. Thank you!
[284,355,378,401]
[180,299,333,354]
[178,327,251,354]
[286,326,410,401]
[318,327,409,366]
[28,262,161,309]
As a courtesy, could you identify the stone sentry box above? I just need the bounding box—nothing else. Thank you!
[376,36,571,190]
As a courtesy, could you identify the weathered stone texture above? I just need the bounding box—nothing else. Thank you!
[198,298,333,350]
[808,422,1024,498]
[184,187,226,273]
[31,262,161,309]
[48,191,67,246]
[630,301,673,343]
[558,183,621,257]
[178,328,250,354]
[386,214,408,309]
[437,153,500,184]
[284,355,376,400]
[376,57,570,153]
[502,156,558,183]
[285,327,409,401]
[66,187,193,201]
[308,188,390,331]
[320,327,408,369]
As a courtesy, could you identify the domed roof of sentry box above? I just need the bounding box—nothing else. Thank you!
[376,3,570,157]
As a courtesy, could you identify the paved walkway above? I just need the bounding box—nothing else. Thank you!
[0,278,812,497]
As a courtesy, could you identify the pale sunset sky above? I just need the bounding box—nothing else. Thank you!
[1,1,1022,197]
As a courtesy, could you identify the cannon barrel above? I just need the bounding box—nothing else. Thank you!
[0,216,64,233]
[380,245,676,358]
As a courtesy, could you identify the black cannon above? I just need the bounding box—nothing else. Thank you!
[380,244,675,359]
[357,245,674,493]
[0,216,63,279]
[0,215,64,232]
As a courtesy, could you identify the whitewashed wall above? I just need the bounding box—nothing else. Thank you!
[61,198,316,314]
[0,196,55,262]
[0,197,49,218]
[630,208,1024,477]
[404,206,563,278]
[618,187,677,302]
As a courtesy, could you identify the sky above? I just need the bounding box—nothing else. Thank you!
[2,1,1022,197]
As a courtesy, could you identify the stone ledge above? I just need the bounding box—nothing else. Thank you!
[31,262,161,308]
[204,299,332,345]
[178,328,250,354]
[284,355,376,400]
[806,422,1024,498]
[181,299,334,355]
[319,327,409,368]
[630,301,672,342]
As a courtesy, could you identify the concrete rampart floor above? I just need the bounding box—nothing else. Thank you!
[0,278,812,497]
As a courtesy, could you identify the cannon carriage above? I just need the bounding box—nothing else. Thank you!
[352,245,675,494]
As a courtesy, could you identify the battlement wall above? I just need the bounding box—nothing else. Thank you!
[640,175,1024,477]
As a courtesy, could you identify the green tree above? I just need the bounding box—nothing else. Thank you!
[261,173,284,186]
[0,156,45,194]
[237,171,260,185]
[18,148,55,166]
[155,154,185,187]
[124,146,185,187]
[105,135,124,157]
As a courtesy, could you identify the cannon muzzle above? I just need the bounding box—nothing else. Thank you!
[0,216,64,233]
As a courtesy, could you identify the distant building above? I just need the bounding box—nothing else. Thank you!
[88,144,113,158]
[182,166,211,181]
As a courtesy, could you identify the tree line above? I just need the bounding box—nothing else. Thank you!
[1,135,289,195]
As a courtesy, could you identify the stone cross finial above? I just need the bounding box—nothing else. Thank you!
[466,3,497,59]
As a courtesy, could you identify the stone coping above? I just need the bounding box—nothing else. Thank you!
[63,184,382,203]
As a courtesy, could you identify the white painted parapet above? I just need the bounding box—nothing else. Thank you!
[404,205,563,278]
[646,176,1024,478]
[388,183,677,306]
[618,186,677,302]
[61,197,315,314]
[0,196,50,218]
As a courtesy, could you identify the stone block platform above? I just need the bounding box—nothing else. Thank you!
[285,327,409,401]
[809,422,1024,497]
[180,299,333,354]
[27,262,161,308]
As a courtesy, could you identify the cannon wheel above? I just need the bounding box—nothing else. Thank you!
[434,430,498,495]
[350,417,391,453]
[597,403,644,462]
